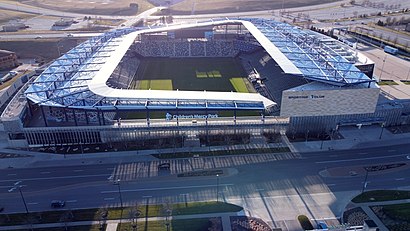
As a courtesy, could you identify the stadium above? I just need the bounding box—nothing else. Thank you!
[1,18,405,150]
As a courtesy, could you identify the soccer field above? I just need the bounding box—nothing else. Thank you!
[130,57,255,93]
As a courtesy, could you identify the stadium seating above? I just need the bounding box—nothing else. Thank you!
[133,39,260,58]
[107,52,141,89]
[239,50,308,110]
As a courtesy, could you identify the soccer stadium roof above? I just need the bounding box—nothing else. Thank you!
[25,18,372,112]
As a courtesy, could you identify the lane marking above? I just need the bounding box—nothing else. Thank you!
[27,202,38,205]
[316,154,407,164]
[104,198,115,201]
[73,170,84,172]
[142,195,152,198]
[40,172,51,174]
[0,174,111,183]
[101,183,234,194]
[66,200,77,203]
[256,188,265,191]
[327,184,336,186]
[359,152,368,155]
[395,178,405,181]
[388,150,396,152]
[107,168,115,170]
[329,155,338,158]
[7,174,17,176]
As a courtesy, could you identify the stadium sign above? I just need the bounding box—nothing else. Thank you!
[166,113,218,121]
[288,95,325,99]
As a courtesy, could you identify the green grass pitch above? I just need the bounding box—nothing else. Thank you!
[130,57,255,93]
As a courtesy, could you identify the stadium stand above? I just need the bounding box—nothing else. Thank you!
[133,39,260,58]
[107,51,141,89]
[239,50,308,111]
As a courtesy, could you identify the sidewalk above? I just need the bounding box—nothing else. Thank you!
[0,125,409,169]
[0,212,238,231]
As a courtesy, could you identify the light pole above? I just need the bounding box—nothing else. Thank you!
[18,186,29,215]
[216,174,219,203]
[116,179,124,229]
[406,67,410,81]
[8,182,29,215]
[379,55,387,81]
[379,122,385,139]
[361,168,369,193]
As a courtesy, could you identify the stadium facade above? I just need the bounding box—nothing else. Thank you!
[1,18,405,149]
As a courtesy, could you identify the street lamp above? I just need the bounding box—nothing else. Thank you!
[379,55,387,81]
[116,179,124,229]
[216,174,220,203]
[361,167,369,193]
[8,182,29,215]
[379,122,385,139]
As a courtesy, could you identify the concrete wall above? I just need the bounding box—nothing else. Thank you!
[280,87,380,117]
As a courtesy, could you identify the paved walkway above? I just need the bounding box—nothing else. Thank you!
[0,212,237,231]
[360,206,388,231]
[1,125,410,170]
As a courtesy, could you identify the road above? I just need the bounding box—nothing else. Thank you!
[0,143,409,230]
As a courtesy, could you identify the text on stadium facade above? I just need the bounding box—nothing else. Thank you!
[166,113,218,121]
[288,95,325,99]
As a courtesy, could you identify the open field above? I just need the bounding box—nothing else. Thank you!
[169,0,340,14]
[18,0,154,16]
[13,0,339,16]
[0,9,36,24]
[0,38,85,62]
[130,57,254,93]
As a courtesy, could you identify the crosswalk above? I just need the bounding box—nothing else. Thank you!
[110,152,301,182]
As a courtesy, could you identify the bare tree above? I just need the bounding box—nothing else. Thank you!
[59,210,74,231]
[128,204,140,231]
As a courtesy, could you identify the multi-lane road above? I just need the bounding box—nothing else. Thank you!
[0,143,409,229]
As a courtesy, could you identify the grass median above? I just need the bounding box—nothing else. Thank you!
[352,190,410,203]
[0,201,241,226]
[118,218,217,231]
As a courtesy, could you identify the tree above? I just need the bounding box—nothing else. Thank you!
[350,0,356,5]
[128,204,140,231]
[59,210,74,231]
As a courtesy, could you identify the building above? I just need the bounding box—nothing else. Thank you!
[2,21,27,32]
[2,18,406,149]
[0,50,19,70]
